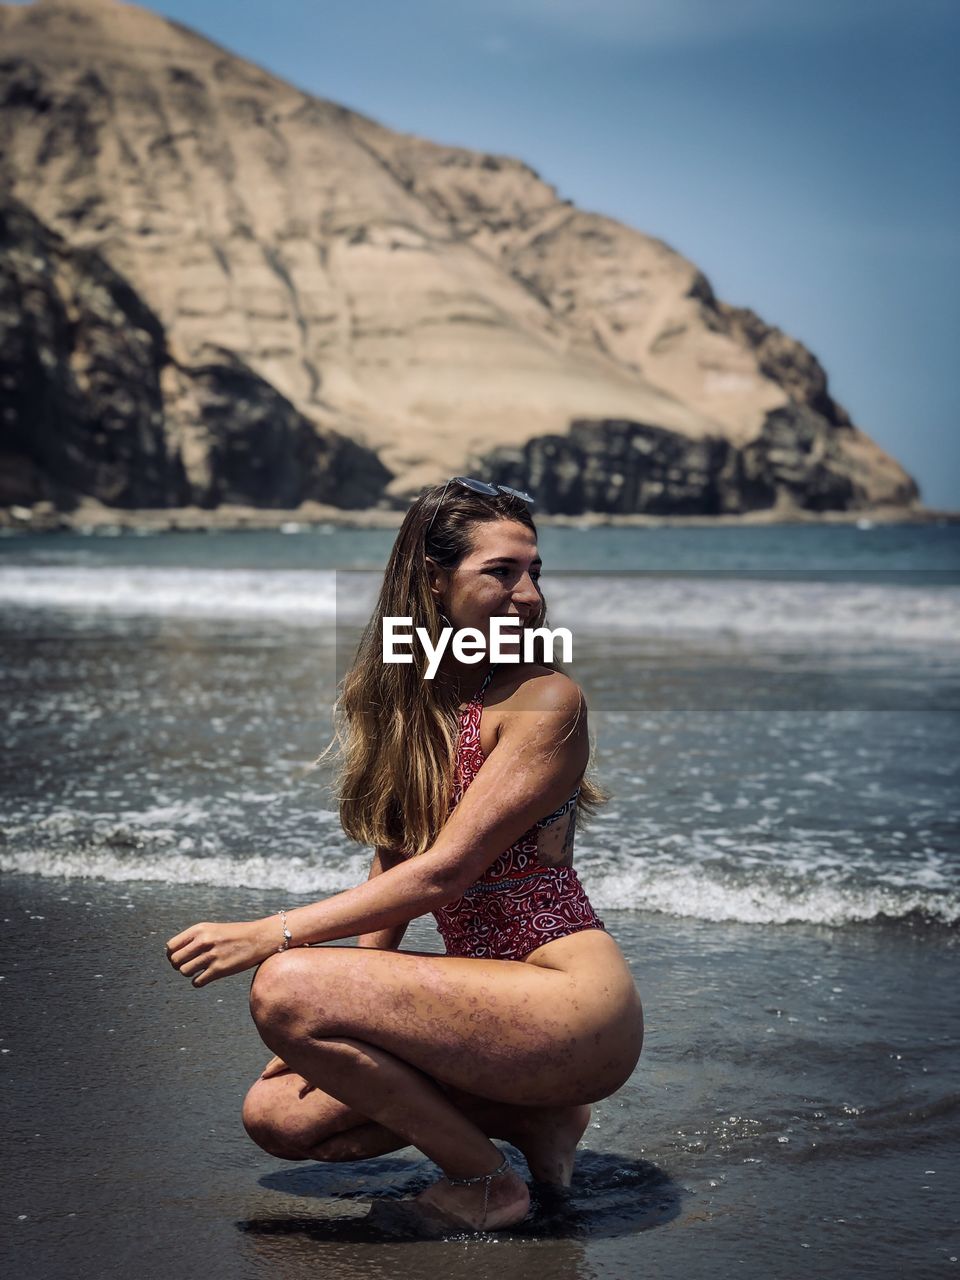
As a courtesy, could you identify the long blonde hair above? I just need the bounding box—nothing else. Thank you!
[318,484,609,855]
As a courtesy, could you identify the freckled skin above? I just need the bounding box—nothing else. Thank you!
[244,930,643,1159]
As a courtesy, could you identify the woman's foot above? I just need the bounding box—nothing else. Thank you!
[412,1161,531,1231]
[505,1103,591,1186]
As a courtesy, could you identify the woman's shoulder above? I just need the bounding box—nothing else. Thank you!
[492,663,585,719]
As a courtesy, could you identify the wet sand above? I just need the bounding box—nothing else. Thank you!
[1,876,956,1279]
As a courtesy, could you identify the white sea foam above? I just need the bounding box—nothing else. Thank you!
[0,566,338,620]
[2,845,956,927]
[1,566,958,647]
[545,576,960,648]
[0,848,371,894]
[584,863,960,927]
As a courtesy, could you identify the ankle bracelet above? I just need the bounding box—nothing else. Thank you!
[445,1154,511,1187]
[445,1154,511,1228]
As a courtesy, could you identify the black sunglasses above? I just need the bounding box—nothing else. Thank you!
[425,476,535,538]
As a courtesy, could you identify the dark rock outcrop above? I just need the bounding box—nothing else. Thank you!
[472,407,919,516]
[471,422,733,516]
[0,195,391,509]
[161,347,391,509]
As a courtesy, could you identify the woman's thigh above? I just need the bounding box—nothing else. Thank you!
[249,940,642,1107]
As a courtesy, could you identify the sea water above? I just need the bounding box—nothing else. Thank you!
[1,523,957,929]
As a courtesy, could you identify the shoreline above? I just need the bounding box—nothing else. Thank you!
[2,497,957,534]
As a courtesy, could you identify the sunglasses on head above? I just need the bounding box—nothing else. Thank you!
[425,476,535,538]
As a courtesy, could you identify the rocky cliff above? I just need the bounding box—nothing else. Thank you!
[0,194,389,509]
[0,0,920,515]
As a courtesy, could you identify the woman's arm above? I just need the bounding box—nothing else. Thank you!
[276,673,588,945]
[356,847,410,950]
[167,674,587,985]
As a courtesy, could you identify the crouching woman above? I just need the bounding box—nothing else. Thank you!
[166,480,644,1231]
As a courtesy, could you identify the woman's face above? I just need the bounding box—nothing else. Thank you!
[431,519,543,646]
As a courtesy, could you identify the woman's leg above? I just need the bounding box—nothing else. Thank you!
[242,1067,405,1161]
[245,1030,532,1227]
[246,934,642,1224]
[242,1066,591,1185]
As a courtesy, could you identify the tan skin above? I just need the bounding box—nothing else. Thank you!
[166,519,644,1230]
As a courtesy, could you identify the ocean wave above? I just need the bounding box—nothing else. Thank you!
[2,846,956,928]
[585,863,960,927]
[549,577,960,647]
[0,566,338,620]
[0,847,371,894]
[1,566,959,646]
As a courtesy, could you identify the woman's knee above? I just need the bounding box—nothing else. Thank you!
[241,1079,309,1160]
[242,1068,372,1162]
[248,949,319,1038]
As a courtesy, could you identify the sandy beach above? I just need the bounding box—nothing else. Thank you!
[2,496,957,537]
[1,876,956,1279]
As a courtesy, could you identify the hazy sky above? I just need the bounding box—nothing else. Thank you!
[32,0,960,507]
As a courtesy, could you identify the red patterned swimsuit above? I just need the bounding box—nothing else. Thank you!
[430,665,606,961]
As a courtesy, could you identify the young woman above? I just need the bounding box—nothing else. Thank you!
[166,479,644,1231]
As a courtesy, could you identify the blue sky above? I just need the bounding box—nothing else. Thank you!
[28,0,960,507]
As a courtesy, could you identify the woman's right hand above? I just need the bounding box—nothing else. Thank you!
[259,1055,291,1079]
[259,1054,318,1098]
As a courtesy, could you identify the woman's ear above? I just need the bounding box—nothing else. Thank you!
[424,556,449,602]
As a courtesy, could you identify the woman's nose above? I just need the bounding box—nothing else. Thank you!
[513,574,541,608]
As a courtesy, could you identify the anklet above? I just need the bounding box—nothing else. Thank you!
[445,1154,511,1229]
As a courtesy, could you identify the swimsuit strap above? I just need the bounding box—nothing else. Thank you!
[473,662,496,703]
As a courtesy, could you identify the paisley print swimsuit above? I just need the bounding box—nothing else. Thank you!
[430,665,607,961]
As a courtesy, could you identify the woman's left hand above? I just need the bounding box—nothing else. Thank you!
[166,917,279,988]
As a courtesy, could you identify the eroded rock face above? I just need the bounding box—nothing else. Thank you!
[160,347,391,509]
[472,407,918,516]
[472,422,732,516]
[0,0,920,514]
[0,195,390,508]
[0,192,184,508]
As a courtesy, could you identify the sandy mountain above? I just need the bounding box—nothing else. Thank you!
[0,0,919,513]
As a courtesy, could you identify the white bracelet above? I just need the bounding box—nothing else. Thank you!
[277,909,292,952]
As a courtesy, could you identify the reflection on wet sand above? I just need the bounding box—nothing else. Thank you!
[236,1149,681,1273]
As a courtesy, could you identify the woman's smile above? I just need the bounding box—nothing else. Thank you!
[441,520,543,635]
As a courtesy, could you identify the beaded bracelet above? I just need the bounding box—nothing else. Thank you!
[277,909,292,952]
